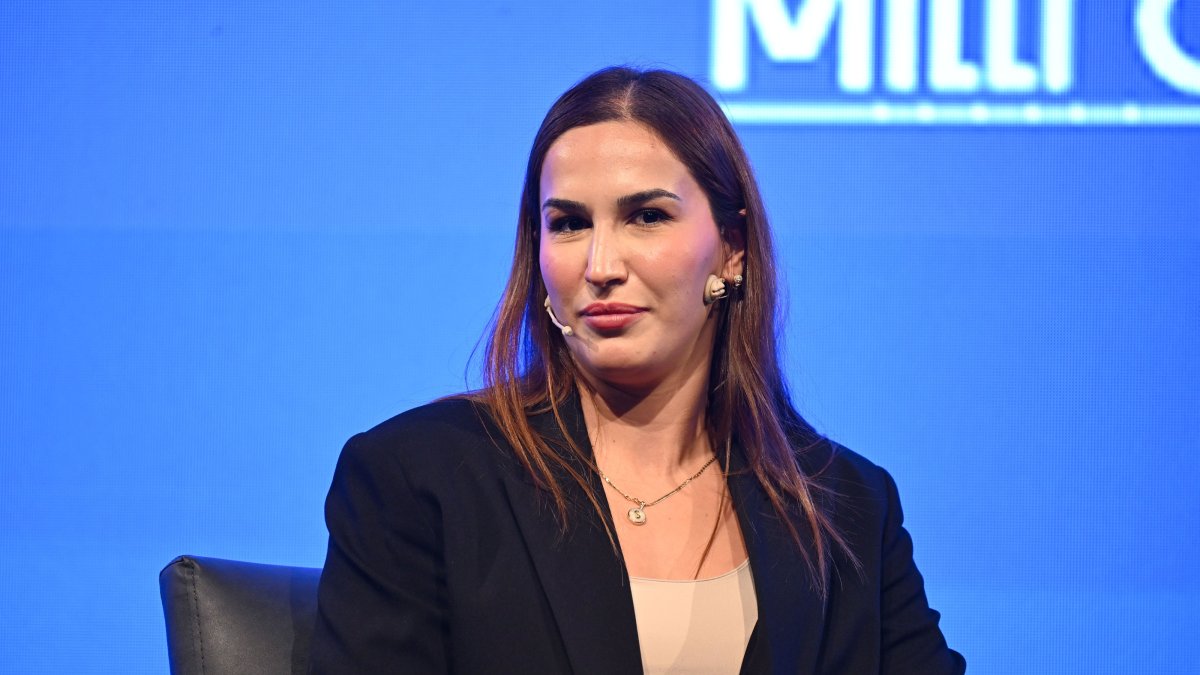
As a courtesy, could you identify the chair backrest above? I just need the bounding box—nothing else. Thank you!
[159,555,322,675]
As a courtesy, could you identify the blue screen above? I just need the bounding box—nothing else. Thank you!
[2,1,1198,672]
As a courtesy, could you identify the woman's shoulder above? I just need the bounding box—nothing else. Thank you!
[360,396,492,441]
[337,396,511,480]
[797,436,890,491]
[794,437,906,525]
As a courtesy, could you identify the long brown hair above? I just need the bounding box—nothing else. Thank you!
[472,67,854,595]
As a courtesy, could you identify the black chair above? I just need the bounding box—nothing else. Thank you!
[159,555,322,675]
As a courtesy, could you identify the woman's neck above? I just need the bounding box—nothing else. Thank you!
[577,365,713,478]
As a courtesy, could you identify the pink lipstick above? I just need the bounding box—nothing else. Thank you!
[580,302,646,332]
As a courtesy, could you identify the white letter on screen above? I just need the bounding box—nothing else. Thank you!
[711,0,875,92]
[1137,0,1200,94]
[929,0,981,91]
[886,0,921,92]
[986,0,1038,91]
[1042,0,1076,92]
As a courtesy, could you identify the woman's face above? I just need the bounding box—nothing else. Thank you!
[538,120,744,391]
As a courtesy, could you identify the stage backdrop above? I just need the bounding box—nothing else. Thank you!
[2,1,1197,673]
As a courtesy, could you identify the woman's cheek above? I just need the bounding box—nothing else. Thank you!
[539,249,572,298]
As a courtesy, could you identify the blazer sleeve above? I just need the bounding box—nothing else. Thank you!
[308,432,450,674]
[877,468,966,675]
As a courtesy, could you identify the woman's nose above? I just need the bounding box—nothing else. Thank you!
[584,227,627,289]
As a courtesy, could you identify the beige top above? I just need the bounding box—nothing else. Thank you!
[628,559,758,675]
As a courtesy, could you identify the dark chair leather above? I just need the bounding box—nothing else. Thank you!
[159,555,322,675]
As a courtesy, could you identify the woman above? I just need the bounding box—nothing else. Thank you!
[308,67,965,674]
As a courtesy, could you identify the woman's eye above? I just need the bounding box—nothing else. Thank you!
[635,209,670,226]
[548,216,589,233]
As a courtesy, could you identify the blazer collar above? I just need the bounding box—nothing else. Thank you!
[498,393,828,675]
[725,441,829,674]
[499,395,643,675]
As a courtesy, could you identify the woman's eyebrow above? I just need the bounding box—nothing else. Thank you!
[617,189,681,208]
[542,197,586,213]
[542,189,681,213]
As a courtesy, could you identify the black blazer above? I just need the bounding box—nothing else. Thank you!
[309,397,965,674]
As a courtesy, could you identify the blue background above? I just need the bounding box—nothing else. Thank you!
[1,1,1197,673]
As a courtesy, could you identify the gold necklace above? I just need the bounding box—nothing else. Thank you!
[599,454,719,526]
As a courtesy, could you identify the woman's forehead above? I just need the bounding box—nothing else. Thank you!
[539,120,698,205]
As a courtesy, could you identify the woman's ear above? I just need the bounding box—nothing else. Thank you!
[721,211,747,279]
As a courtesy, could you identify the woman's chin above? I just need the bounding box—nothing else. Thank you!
[569,330,712,392]
[571,354,676,393]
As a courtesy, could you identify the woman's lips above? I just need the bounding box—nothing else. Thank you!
[580,303,646,331]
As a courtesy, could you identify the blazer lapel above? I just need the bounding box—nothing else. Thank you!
[727,443,829,674]
[498,397,643,675]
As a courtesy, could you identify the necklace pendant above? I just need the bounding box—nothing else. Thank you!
[627,506,647,525]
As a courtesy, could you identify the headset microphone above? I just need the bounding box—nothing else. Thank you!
[543,297,574,337]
